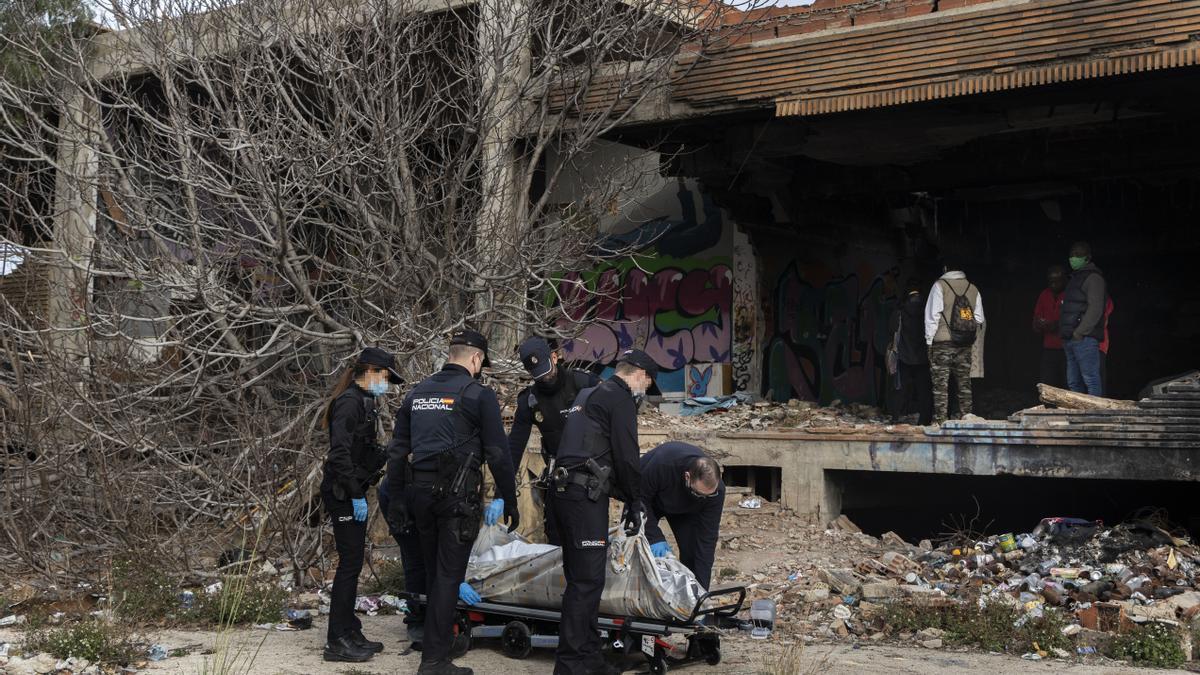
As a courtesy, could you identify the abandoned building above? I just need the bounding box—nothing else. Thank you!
[4,0,1200,543]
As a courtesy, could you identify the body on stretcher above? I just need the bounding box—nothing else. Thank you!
[403,525,746,673]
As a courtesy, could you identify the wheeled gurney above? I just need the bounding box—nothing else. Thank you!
[404,585,746,674]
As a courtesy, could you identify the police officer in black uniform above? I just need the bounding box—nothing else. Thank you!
[508,336,599,545]
[551,349,657,675]
[639,442,724,590]
[320,347,403,663]
[376,479,426,649]
[384,330,519,675]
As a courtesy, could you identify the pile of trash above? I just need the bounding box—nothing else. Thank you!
[642,397,890,433]
[809,516,1200,648]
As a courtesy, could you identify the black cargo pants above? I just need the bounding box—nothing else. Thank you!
[408,482,478,666]
[551,484,610,675]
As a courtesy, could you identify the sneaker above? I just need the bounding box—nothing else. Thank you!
[323,636,374,663]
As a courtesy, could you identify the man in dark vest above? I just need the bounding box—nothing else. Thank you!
[384,330,519,675]
[551,349,657,675]
[507,336,600,545]
[1060,241,1107,396]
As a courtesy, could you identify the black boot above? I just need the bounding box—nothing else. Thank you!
[416,660,474,675]
[323,635,374,662]
[350,629,385,653]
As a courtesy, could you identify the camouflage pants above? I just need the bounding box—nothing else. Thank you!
[929,342,973,423]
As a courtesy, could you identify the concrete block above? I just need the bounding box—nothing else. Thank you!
[862,580,903,600]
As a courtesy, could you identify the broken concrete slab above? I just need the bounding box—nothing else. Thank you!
[819,568,865,595]
[861,580,903,600]
[830,515,862,533]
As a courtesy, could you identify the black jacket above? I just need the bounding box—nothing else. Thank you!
[508,369,600,468]
[322,383,383,499]
[556,376,641,504]
[892,293,929,366]
[384,364,517,507]
[640,442,724,586]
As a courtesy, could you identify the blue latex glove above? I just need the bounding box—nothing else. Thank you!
[484,498,504,526]
[650,541,672,558]
[351,498,368,522]
[458,582,481,605]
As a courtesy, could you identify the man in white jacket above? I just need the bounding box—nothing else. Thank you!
[925,263,985,424]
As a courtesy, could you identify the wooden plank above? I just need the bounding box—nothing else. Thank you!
[672,6,1200,102]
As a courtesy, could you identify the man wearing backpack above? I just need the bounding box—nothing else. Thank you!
[1060,241,1107,396]
[924,261,985,424]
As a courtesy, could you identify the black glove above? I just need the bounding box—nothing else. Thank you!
[504,501,520,534]
[387,495,413,536]
[621,501,644,536]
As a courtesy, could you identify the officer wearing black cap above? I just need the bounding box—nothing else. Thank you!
[320,347,403,663]
[551,348,658,675]
[508,336,599,545]
[384,330,519,675]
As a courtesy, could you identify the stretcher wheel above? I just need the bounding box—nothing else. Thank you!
[500,620,532,659]
[451,615,471,657]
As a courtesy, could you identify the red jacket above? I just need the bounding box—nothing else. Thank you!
[1033,288,1064,350]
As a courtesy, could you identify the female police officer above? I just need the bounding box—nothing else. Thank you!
[320,347,403,662]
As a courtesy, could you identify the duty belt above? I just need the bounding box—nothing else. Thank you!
[552,458,611,502]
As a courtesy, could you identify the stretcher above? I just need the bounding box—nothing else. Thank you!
[404,585,746,674]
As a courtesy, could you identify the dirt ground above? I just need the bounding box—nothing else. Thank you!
[4,619,1190,674]
[2,491,1195,674]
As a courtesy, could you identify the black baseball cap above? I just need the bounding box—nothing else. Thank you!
[617,349,659,377]
[357,347,404,384]
[450,329,491,367]
[518,336,554,379]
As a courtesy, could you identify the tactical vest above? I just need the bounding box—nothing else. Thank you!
[1060,268,1105,341]
[408,372,482,469]
[555,385,613,469]
[528,369,592,458]
[330,387,381,473]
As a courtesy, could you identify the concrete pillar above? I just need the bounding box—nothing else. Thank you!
[47,91,100,360]
[731,227,762,394]
[476,0,531,356]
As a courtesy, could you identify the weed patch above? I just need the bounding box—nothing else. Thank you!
[23,620,139,665]
[1110,622,1186,668]
[111,555,178,622]
[364,559,406,595]
[881,599,1073,654]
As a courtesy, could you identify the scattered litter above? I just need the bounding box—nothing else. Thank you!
[355,595,383,615]
[178,591,195,610]
[1077,646,1097,655]
[285,608,314,630]
[147,645,167,662]
[204,581,223,595]
[1020,653,1042,661]
[0,642,9,658]
[832,605,852,620]
[253,623,275,630]
[738,497,762,510]
[0,615,25,627]
[378,594,406,612]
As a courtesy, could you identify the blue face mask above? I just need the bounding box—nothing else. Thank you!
[367,381,388,397]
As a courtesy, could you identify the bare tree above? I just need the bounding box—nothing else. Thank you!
[0,0,761,580]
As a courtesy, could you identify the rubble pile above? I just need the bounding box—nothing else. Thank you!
[797,516,1200,653]
[642,398,891,433]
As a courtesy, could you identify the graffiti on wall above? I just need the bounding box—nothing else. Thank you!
[731,230,760,394]
[555,181,733,392]
[763,261,899,405]
[557,259,732,392]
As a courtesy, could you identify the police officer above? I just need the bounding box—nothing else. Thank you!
[639,442,724,590]
[384,330,519,675]
[508,336,599,545]
[551,349,657,675]
[320,347,402,663]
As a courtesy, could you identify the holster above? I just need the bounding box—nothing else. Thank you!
[552,458,611,502]
[449,497,482,544]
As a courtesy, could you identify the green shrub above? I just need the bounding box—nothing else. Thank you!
[111,555,178,622]
[187,576,287,626]
[1111,622,1186,668]
[364,559,406,595]
[23,620,139,665]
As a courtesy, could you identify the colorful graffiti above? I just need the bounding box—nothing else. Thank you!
[557,259,732,392]
[763,261,899,405]
[554,181,734,393]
